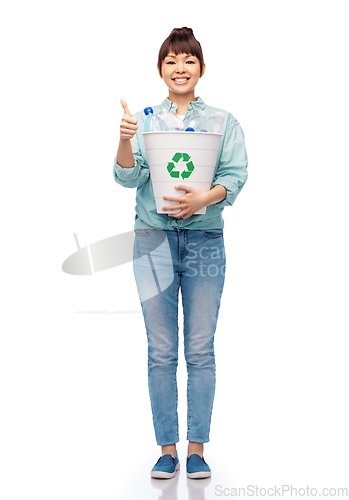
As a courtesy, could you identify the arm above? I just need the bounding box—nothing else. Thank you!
[113,140,150,189]
[205,184,227,205]
[162,184,227,219]
[161,114,247,218]
[117,99,138,168]
[113,100,150,188]
[116,138,135,169]
[211,117,248,208]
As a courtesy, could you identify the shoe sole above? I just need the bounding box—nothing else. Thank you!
[186,470,211,479]
[151,462,180,479]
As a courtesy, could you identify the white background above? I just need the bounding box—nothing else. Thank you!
[1,0,348,499]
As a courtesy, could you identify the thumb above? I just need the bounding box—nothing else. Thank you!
[120,98,132,117]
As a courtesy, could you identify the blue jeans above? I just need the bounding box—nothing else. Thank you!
[132,228,226,446]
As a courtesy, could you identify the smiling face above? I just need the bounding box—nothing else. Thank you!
[160,52,205,98]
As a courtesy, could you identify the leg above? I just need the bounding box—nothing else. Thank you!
[187,441,204,458]
[181,229,226,446]
[161,444,177,459]
[133,229,180,446]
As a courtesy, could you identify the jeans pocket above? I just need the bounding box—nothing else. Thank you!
[134,228,156,237]
[199,229,223,239]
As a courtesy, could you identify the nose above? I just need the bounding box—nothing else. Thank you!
[176,62,185,73]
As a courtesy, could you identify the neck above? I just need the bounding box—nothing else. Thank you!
[168,90,196,115]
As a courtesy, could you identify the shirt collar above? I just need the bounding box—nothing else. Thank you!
[160,96,206,112]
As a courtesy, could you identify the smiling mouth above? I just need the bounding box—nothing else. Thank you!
[172,77,190,84]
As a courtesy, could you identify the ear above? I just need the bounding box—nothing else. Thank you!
[200,63,206,78]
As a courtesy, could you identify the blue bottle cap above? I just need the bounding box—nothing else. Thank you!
[144,107,154,116]
[185,127,195,132]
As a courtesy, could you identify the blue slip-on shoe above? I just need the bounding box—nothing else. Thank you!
[186,454,211,479]
[151,452,180,479]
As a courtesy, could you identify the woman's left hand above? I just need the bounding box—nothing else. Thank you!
[162,185,208,219]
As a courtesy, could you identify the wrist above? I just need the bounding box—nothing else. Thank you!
[205,185,227,206]
[117,138,135,168]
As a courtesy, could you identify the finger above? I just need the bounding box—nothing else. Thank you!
[121,116,138,130]
[120,125,137,135]
[120,99,132,117]
[120,131,136,139]
[121,117,138,128]
[120,123,137,132]
[162,195,182,202]
[162,205,182,212]
[120,123,137,134]
[120,129,135,136]
[120,131,136,140]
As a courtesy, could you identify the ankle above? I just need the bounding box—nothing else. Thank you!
[187,441,204,458]
[161,444,177,458]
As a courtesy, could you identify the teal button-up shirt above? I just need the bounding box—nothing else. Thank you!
[113,96,248,230]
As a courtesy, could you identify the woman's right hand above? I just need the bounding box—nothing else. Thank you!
[120,99,138,140]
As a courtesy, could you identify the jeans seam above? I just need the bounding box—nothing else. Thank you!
[187,371,191,439]
[175,270,180,442]
[206,364,216,440]
[177,229,182,274]
[183,229,189,260]
[204,265,225,441]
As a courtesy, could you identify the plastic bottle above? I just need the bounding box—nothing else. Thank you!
[201,112,226,134]
[152,113,169,131]
[156,109,184,131]
[143,107,155,132]
[185,110,206,132]
[144,107,185,131]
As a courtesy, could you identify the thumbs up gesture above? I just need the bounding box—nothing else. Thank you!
[120,99,138,140]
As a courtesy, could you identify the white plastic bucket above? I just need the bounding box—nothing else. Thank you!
[143,131,223,215]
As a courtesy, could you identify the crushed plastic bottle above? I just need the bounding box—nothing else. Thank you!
[200,112,226,134]
[144,108,225,133]
[152,113,168,131]
[143,107,184,131]
[156,109,184,131]
[185,110,206,132]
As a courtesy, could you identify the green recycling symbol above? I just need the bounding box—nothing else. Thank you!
[167,152,195,179]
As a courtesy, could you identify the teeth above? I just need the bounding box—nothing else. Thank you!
[174,78,188,82]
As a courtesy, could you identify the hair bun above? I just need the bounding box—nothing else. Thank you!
[169,27,194,36]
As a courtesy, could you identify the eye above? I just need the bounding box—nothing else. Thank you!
[186,60,195,64]
[166,61,175,64]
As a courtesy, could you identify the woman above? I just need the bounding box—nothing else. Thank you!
[113,27,248,479]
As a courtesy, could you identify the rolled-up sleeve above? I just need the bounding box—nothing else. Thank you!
[211,117,248,208]
[113,132,150,188]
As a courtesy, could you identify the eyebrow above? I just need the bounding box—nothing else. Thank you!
[165,54,195,58]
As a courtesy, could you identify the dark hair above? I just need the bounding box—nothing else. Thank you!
[157,27,205,77]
